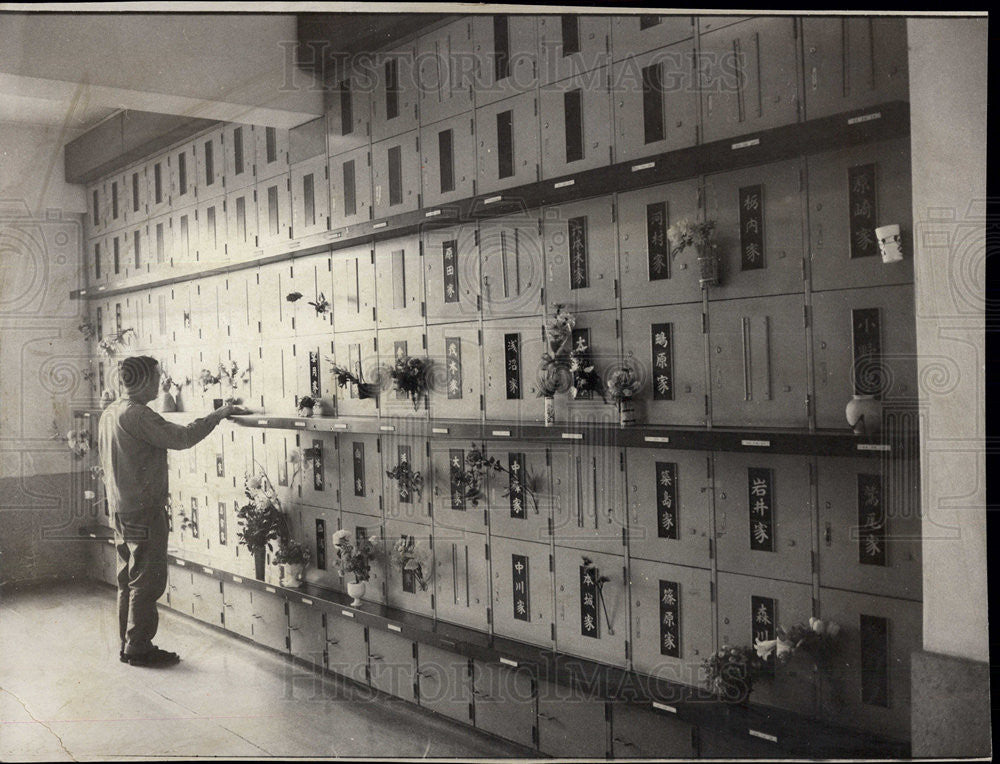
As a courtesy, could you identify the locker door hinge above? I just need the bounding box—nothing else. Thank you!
[545,448,552,467]
[325,164,329,180]
[615,318,621,339]
[220,612,225,625]
[547,517,554,536]
[704,395,709,416]
[378,496,384,510]
[537,219,543,236]
[476,294,482,312]
[702,310,708,334]
[429,593,435,610]
[283,601,289,615]
[486,607,492,624]
[801,256,807,282]
[619,450,625,471]
[613,278,619,298]
[484,543,489,561]
[549,554,554,572]
[803,304,810,328]
[422,333,427,350]
[469,702,475,722]
[550,623,556,641]
[285,635,291,649]
[710,581,715,602]
[622,527,628,547]
[420,301,426,317]
[479,394,485,411]
[370,249,375,264]
[708,538,714,560]
[428,502,433,518]
[483,509,489,526]
[624,640,630,660]
[287,177,291,192]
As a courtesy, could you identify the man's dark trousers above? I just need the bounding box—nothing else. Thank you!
[114,508,169,656]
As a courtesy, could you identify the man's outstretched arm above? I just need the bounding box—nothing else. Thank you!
[122,404,244,450]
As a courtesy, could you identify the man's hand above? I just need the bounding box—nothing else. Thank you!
[212,403,251,422]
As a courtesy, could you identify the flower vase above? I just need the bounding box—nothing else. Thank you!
[543,396,555,427]
[278,563,304,588]
[357,383,378,400]
[347,580,366,607]
[253,548,266,581]
[845,394,882,436]
[618,399,636,427]
[159,391,177,413]
[298,406,314,418]
[697,245,719,288]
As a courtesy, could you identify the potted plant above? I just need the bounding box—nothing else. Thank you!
[388,355,432,410]
[235,468,290,580]
[331,529,382,606]
[272,539,311,588]
[327,360,379,400]
[667,218,718,288]
[385,459,424,502]
[607,366,641,427]
[388,535,431,591]
[297,395,317,417]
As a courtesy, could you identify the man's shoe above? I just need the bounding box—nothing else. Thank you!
[125,646,180,667]
[119,650,128,663]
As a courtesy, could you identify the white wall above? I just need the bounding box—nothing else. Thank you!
[908,18,988,664]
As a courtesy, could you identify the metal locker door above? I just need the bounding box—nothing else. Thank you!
[376,326,428,420]
[384,517,434,617]
[610,703,697,759]
[811,285,917,430]
[817,588,920,741]
[370,43,420,142]
[106,173,128,232]
[416,644,473,723]
[621,303,707,427]
[617,179,702,307]
[553,546,627,667]
[817,455,921,600]
[324,612,369,683]
[625,448,713,568]
[802,17,908,121]
[699,16,799,143]
[340,509,387,605]
[190,571,223,626]
[610,14,695,61]
[327,65,372,157]
[224,186,259,260]
[426,326,483,421]
[147,213,173,277]
[299,506,343,592]
[171,208,198,272]
[486,444,553,545]
[255,173,292,251]
[542,198,616,313]
[368,628,416,700]
[329,330,380,417]
[428,441,488,533]
[290,154,331,241]
[383,433,430,523]
[167,283,194,346]
[540,65,612,179]
[612,42,699,162]
[195,127,226,200]
[550,443,625,555]
[145,155,171,218]
[266,430,295,509]
[491,536,554,647]
[420,112,476,208]
[708,294,809,428]
[537,680,608,759]
[432,527,490,632]
[716,571,817,714]
[330,244,376,332]
[480,212,543,319]
[629,559,713,687]
[471,15,538,106]
[167,566,194,615]
[222,580,254,638]
[257,261,295,339]
[416,18,475,125]
[227,269,259,342]
[328,146,373,231]
[338,436,383,518]
[714,452,813,584]
[481,319,547,423]
[292,253,335,338]
[297,433,339,511]
[168,140,198,209]
[472,660,536,749]
[249,587,289,653]
[196,197,228,267]
[807,137,913,292]
[257,340,296,415]
[475,91,540,195]
[551,308,619,425]
[193,276,226,346]
[374,234,424,329]
[295,333,335,415]
[254,125,290,182]
[371,132,420,218]
[223,123,256,191]
[537,14,610,85]
[703,158,806,301]
[287,599,326,664]
[423,223,480,324]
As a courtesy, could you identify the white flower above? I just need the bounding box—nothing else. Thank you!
[755,639,777,659]
[367,534,380,546]
[246,475,263,491]
[775,638,794,661]
[826,621,840,637]
[331,529,351,545]
[809,617,824,634]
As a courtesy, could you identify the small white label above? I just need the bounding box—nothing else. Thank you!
[329,231,342,239]
[266,586,276,593]
[432,427,449,434]
[256,419,269,425]
[847,111,882,125]
[232,576,243,583]
[333,423,349,430]
[741,439,771,447]
[748,729,778,743]
[80,289,87,295]
[631,161,656,172]
[341,609,355,618]
[644,436,671,444]
[83,413,91,418]
[554,179,575,189]
[372,221,388,229]
[176,560,185,566]
[425,209,441,217]
[379,425,395,432]
[484,195,502,204]
[98,285,107,291]
[652,701,677,714]
[499,657,518,667]
[857,443,891,452]
[84,490,96,499]
[388,624,402,632]
[294,421,306,427]
[301,597,313,605]
[88,532,96,538]
[492,430,511,437]
[561,432,584,440]
[731,138,761,150]
[202,567,214,575]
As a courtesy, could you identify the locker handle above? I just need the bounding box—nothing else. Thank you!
[537,712,557,721]
[251,613,263,619]
[370,654,384,661]
[224,602,234,608]
[192,593,202,598]
[326,638,340,645]
[613,737,636,748]
[289,626,300,631]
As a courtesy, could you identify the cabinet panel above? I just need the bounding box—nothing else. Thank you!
[324,613,369,684]
[551,308,619,425]
[296,432,339,510]
[699,16,799,143]
[194,127,226,200]
[432,527,490,632]
[86,181,108,238]
[480,212,544,319]
[708,294,809,428]
[287,599,326,665]
[254,125,290,181]
[224,186,259,260]
[195,197,228,266]
[621,303,707,427]
[811,285,917,430]
[291,253,336,338]
[609,702,697,759]
[612,42,699,162]
[372,131,421,217]
[802,17,908,121]
[417,18,475,124]
[168,140,198,209]
[472,660,536,748]
[226,269,260,342]
[375,234,424,329]
[170,208,198,272]
[428,441,488,533]
[249,587,289,653]
[145,155,172,218]
[807,137,913,291]
[339,435,383,518]
[384,518,434,617]
[167,566,193,615]
[328,146,373,230]
[703,158,806,301]
[124,166,148,227]
[105,172,128,232]
[340,510,387,606]
[611,14,695,60]
[537,678,607,758]
[258,339,298,415]
[290,155,331,240]
[222,581,254,639]
[294,333,335,416]
[482,319,546,423]
[192,275,227,346]
[539,65,612,179]
[491,536,553,648]
[370,43,420,141]
[550,443,625,555]
[423,223,480,324]
[257,261,296,338]
[629,559,713,687]
[714,452,813,583]
[542,197,617,313]
[255,173,292,251]
[376,326,428,420]
[420,111,476,207]
[553,546,627,667]
[147,213,173,277]
[625,448,713,567]
[426,326,482,421]
[223,123,256,191]
[190,570,223,626]
[382,432,430,522]
[330,244,376,333]
[327,65,372,157]
[486,444,553,544]
[475,92,540,195]
[416,643,472,724]
[538,14,610,85]
[471,15,538,106]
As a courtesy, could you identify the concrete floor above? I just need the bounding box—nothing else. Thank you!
[0,580,536,761]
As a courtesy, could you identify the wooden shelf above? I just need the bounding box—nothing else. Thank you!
[70,101,910,302]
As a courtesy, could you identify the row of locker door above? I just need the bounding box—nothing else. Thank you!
[85,15,909,241]
[89,544,913,752]
[85,132,913,303]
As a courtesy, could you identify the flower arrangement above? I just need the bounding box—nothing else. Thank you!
[388,355,431,410]
[326,359,379,399]
[755,617,841,666]
[78,321,96,340]
[386,459,424,502]
[451,444,540,513]
[272,539,311,566]
[331,529,382,583]
[297,395,317,414]
[535,355,567,398]
[544,303,576,356]
[286,291,303,302]
[235,468,289,556]
[666,218,717,258]
[703,645,763,703]
[388,535,431,591]
[607,367,641,404]
[308,293,330,315]
[199,362,250,403]
[160,373,189,394]
[98,327,136,357]
[569,334,605,402]
[63,429,92,459]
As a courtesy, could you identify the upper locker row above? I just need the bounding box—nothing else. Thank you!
[82,15,909,272]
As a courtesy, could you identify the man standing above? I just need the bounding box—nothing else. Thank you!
[99,356,247,667]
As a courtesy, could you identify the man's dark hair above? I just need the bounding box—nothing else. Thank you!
[120,355,159,392]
